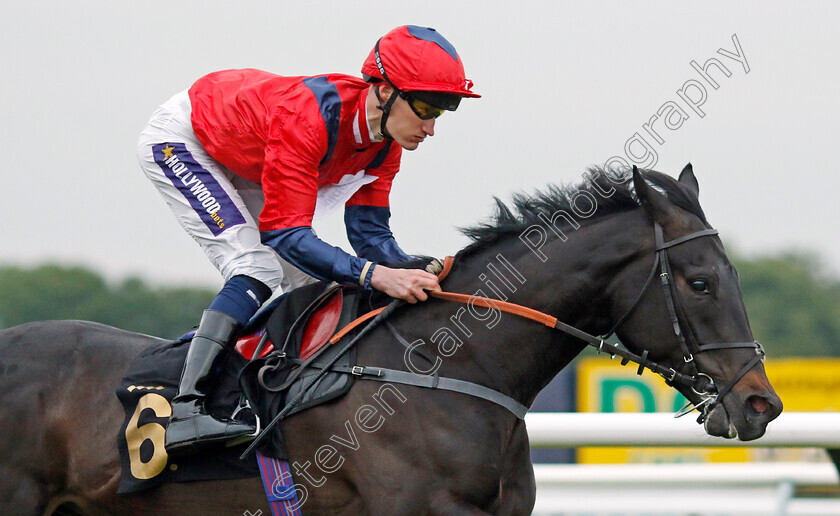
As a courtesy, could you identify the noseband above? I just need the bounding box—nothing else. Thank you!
[430,222,765,422]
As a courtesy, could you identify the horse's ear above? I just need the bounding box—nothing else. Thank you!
[678,163,699,197]
[633,165,674,224]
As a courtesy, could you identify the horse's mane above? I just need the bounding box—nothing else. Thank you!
[458,167,707,257]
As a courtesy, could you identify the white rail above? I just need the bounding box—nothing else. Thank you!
[533,463,840,516]
[534,462,838,486]
[525,411,840,447]
[526,413,840,515]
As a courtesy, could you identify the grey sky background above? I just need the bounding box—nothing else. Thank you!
[2,2,837,289]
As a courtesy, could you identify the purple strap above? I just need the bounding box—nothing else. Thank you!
[256,451,303,516]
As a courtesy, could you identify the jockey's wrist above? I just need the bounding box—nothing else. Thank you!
[360,261,376,289]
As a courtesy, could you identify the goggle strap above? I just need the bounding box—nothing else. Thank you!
[374,39,397,91]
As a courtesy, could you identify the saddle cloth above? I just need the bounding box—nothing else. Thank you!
[116,280,384,494]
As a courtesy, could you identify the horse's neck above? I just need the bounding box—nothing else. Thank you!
[437,211,649,406]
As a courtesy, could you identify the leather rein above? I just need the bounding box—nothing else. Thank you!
[427,222,765,421]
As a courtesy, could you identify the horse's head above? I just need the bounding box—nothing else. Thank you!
[608,164,782,441]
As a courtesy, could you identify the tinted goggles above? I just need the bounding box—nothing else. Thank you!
[400,91,446,120]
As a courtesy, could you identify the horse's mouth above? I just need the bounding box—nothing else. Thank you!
[702,392,781,441]
[703,403,737,439]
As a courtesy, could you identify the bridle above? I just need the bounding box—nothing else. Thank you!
[598,221,765,420]
[430,221,765,422]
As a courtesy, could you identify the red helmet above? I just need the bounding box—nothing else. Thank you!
[361,25,480,103]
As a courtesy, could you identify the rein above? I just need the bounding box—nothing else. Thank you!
[430,222,765,421]
[429,289,697,385]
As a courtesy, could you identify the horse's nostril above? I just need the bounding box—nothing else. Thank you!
[749,395,770,414]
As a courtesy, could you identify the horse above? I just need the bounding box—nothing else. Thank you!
[0,165,782,515]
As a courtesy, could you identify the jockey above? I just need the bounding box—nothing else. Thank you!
[136,25,479,453]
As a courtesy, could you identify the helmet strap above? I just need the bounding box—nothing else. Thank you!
[374,84,397,140]
[372,38,401,140]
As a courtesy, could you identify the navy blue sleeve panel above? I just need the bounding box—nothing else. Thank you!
[344,205,412,265]
[261,227,374,288]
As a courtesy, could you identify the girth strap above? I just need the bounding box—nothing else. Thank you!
[299,361,529,420]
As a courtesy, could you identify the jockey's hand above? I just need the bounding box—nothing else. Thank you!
[370,265,440,303]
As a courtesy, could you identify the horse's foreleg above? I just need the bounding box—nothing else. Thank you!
[495,424,536,516]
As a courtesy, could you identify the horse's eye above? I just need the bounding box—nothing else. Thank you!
[690,279,708,292]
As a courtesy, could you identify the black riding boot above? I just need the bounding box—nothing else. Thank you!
[164,310,255,453]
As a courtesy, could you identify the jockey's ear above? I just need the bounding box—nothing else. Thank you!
[678,163,699,198]
[378,84,395,102]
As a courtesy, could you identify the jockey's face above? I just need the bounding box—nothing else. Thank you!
[378,86,436,151]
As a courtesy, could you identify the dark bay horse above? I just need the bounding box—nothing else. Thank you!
[0,165,782,515]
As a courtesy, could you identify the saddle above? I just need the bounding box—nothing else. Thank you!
[115,264,421,494]
[239,276,393,361]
